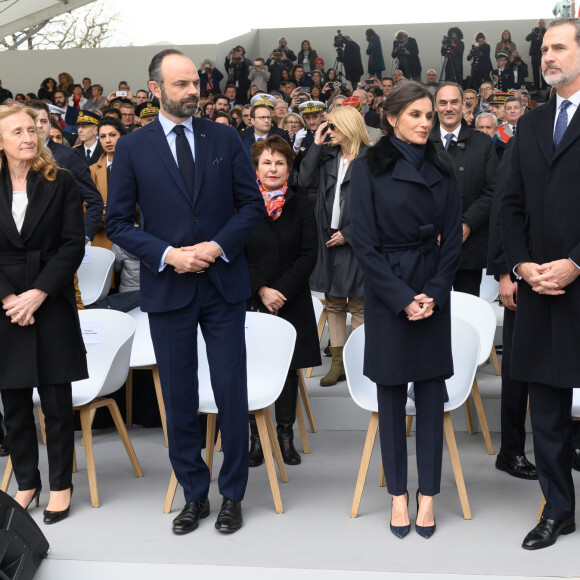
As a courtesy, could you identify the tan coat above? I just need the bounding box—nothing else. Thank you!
[89,153,112,249]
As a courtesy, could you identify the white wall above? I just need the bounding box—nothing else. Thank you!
[1,19,541,95]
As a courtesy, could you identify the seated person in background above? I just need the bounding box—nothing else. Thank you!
[214,111,233,125]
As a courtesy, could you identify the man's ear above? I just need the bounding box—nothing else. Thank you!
[148,80,161,100]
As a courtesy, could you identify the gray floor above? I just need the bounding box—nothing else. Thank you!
[3,422,578,579]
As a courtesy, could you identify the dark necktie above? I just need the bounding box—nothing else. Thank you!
[86,149,91,163]
[107,164,111,183]
[444,133,454,151]
[173,125,195,197]
[553,100,572,150]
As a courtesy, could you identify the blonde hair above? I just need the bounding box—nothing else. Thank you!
[0,105,58,182]
[326,106,370,161]
[281,112,305,131]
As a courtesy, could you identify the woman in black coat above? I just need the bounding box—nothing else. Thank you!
[245,136,320,466]
[442,27,464,85]
[298,106,370,388]
[350,83,462,539]
[467,32,493,90]
[0,106,87,523]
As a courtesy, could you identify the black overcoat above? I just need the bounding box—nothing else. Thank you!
[298,143,367,297]
[245,192,321,370]
[0,167,88,389]
[350,137,462,386]
[430,120,497,270]
[501,96,580,388]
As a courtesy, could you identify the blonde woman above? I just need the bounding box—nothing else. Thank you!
[0,106,87,523]
[280,112,305,142]
[298,106,370,386]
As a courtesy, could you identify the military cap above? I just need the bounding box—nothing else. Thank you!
[298,100,326,115]
[250,93,278,108]
[76,110,100,125]
[487,92,511,105]
[135,101,159,119]
[496,52,508,60]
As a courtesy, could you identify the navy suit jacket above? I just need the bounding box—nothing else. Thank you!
[105,116,264,313]
[241,126,291,161]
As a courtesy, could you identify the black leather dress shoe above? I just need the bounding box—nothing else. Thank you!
[495,452,538,480]
[572,449,580,472]
[172,498,210,535]
[215,497,243,533]
[522,516,575,550]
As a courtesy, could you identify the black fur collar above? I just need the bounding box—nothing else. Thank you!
[366,135,454,176]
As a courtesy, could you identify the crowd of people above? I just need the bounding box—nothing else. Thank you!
[0,16,579,553]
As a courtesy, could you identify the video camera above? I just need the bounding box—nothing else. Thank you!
[334,30,345,48]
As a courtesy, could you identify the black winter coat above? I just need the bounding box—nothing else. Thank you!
[430,120,497,270]
[391,37,422,80]
[502,97,580,388]
[350,137,462,385]
[0,168,88,389]
[245,192,321,370]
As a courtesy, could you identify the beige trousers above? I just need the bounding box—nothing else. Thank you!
[325,294,364,347]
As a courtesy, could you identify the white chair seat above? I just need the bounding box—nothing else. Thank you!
[126,307,156,368]
[77,246,115,306]
[480,268,499,303]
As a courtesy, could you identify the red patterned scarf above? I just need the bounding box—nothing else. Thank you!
[256,174,288,221]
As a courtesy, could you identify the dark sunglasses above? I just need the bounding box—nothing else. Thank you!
[328,123,336,131]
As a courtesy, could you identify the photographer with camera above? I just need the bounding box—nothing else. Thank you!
[338,34,364,88]
[273,37,297,62]
[507,51,528,90]
[441,27,464,85]
[494,30,517,59]
[525,19,546,92]
[267,49,294,92]
[466,32,493,90]
[390,30,422,82]
[248,57,271,93]
[224,47,250,104]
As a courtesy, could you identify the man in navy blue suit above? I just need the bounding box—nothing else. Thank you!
[105,48,264,535]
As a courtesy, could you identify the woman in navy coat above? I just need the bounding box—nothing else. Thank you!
[350,82,462,538]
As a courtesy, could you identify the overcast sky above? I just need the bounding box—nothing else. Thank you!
[104,0,556,46]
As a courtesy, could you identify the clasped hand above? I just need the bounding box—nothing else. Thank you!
[517,259,580,295]
[259,286,286,314]
[165,242,221,274]
[2,289,48,326]
[404,293,436,321]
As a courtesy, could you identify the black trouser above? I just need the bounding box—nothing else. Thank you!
[1,384,74,491]
[528,382,574,520]
[377,379,446,496]
[275,370,298,428]
[452,268,482,297]
[531,54,546,90]
[500,307,529,456]
[572,421,580,450]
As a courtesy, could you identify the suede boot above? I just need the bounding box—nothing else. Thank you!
[320,346,346,386]
[275,371,301,465]
[248,414,263,467]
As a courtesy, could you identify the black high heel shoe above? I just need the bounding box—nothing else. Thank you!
[390,491,411,539]
[415,490,436,539]
[18,484,42,510]
[43,484,73,525]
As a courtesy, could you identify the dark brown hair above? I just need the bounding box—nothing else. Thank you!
[252,135,295,169]
[381,81,434,135]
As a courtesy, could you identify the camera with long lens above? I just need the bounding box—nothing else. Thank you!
[533,27,541,35]
[394,42,407,57]
[442,35,454,53]
[513,56,522,65]
[333,29,345,63]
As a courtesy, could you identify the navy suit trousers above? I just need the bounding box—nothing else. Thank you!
[149,274,249,503]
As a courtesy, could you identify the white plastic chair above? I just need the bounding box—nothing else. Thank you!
[480,268,500,302]
[1,310,142,508]
[163,312,297,514]
[125,307,169,447]
[77,246,115,306]
[305,292,326,379]
[345,317,480,520]
[449,291,497,455]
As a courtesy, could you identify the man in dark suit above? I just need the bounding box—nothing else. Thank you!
[105,48,264,535]
[73,110,103,166]
[241,95,291,161]
[501,18,580,550]
[430,82,497,296]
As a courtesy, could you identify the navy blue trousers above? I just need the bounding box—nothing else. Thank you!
[377,379,446,496]
[148,274,249,503]
[528,382,574,520]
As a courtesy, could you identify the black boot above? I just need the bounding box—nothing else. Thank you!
[0,413,7,457]
[248,415,263,467]
[275,371,301,465]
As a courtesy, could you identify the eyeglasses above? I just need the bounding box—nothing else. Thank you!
[286,120,299,125]
[328,123,336,131]
[254,116,271,121]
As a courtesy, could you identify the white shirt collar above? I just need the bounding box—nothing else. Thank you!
[555,89,580,113]
[158,111,194,137]
[440,123,461,143]
[85,140,98,155]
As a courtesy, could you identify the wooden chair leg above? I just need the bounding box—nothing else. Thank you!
[254,408,284,513]
[406,415,413,437]
[72,446,77,474]
[295,392,310,454]
[471,379,495,455]
[106,400,143,477]
[1,456,13,492]
[464,398,475,435]
[37,408,47,445]
[298,369,317,433]
[125,369,134,427]
[152,366,168,448]
[538,494,546,524]
[443,412,471,520]
[378,461,386,488]
[164,470,179,514]
[264,409,288,482]
[350,412,379,518]
[80,408,97,447]
[215,431,222,452]
[306,308,327,379]
[205,413,216,479]
[79,406,100,508]
[490,344,501,376]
